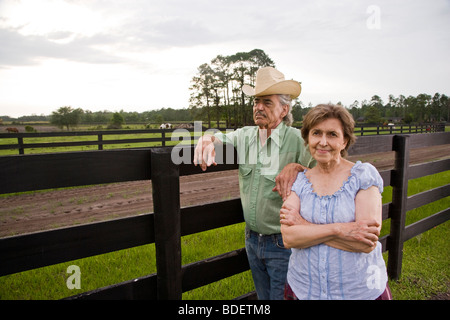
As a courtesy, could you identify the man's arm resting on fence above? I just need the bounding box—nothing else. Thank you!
[194,134,221,171]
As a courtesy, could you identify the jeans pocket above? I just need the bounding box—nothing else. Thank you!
[274,234,287,249]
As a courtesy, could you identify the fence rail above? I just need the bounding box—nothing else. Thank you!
[355,122,445,135]
[0,132,449,299]
[0,122,445,155]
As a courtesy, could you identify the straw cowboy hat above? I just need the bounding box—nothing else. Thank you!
[242,67,301,99]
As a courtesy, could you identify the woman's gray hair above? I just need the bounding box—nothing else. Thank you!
[278,94,294,126]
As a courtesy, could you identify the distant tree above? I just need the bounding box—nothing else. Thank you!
[108,112,125,129]
[404,113,413,124]
[17,114,50,122]
[154,114,163,124]
[190,63,215,127]
[415,93,432,122]
[348,100,361,120]
[369,95,384,118]
[82,110,94,124]
[50,106,83,130]
[93,111,111,123]
[291,100,303,122]
[189,49,275,127]
[364,106,382,124]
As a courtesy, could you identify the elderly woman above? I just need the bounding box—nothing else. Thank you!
[280,104,391,300]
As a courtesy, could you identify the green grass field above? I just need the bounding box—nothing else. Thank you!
[1,125,448,156]
[0,129,185,156]
[0,171,448,300]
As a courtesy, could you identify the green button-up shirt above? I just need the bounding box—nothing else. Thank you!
[214,122,315,235]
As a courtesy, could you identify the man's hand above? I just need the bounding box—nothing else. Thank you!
[280,201,305,226]
[273,163,308,201]
[193,135,217,171]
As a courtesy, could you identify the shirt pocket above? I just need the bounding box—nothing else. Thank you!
[238,165,253,194]
[262,174,279,200]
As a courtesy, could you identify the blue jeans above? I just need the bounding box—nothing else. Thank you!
[245,228,291,300]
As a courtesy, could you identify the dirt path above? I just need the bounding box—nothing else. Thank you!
[1,144,449,237]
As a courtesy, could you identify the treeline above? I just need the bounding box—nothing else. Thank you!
[3,91,448,130]
[1,107,193,125]
[346,93,449,124]
[289,92,449,125]
[188,48,449,127]
[80,108,193,124]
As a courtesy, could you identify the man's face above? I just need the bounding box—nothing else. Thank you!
[253,95,288,130]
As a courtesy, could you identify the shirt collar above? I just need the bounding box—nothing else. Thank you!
[250,121,286,147]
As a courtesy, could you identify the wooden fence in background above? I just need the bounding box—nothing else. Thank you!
[0,122,445,155]
[0,132,449,299]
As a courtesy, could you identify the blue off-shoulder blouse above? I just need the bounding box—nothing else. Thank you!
[286,161,388,300]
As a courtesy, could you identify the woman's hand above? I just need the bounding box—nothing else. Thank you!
[331,219,380,253]
[279,192,380,253]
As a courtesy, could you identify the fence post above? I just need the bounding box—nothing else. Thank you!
[18,137,24,155]
[151,147,182,299]
[98,134,103,150]
[387,135,410,280]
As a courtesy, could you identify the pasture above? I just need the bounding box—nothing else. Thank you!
[0,126,183,156]
[0,128,448,300]
[0,123,446,156]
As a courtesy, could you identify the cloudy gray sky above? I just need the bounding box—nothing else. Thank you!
[0,0,449,117]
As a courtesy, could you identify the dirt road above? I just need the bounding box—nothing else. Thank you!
[1,144,449,237]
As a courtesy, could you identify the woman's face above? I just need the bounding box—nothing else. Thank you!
[307,118,348,164]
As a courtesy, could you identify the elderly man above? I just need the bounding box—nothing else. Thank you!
[194,67,315,300]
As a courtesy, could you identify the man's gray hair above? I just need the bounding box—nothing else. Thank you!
[278,94,294,126]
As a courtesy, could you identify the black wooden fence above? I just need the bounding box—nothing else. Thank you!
[0,128,176,155]
[0,132,449,300]
[356,122,445,135]
[0,122,445,155]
